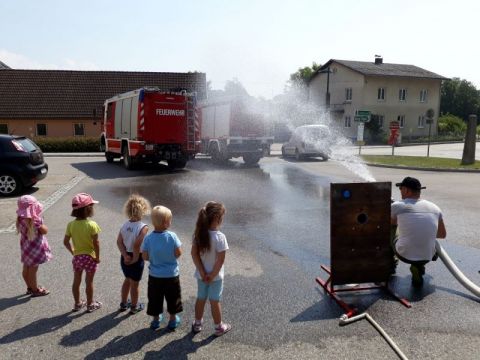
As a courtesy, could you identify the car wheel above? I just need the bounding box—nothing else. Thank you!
[295,148,302,161]
[0,174,22,196]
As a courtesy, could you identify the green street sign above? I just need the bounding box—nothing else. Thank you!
[356,110,371,116]
[354,115,369,122]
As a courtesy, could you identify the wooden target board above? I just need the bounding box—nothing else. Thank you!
[330,182,394,285]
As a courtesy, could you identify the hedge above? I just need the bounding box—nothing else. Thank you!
[33,137,101,152]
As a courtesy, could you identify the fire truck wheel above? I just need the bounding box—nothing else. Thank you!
[243,153,261,165]
[122,148,135,170]
[105,152,115,163]
[168,159,187,170]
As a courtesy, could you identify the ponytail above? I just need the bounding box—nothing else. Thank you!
[193,201,225,255]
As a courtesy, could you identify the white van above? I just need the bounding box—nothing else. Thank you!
[281,124,331,161]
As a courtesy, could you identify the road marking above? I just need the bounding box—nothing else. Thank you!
[0,175,85,234]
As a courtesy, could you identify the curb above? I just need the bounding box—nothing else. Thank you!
[44,153,104,157]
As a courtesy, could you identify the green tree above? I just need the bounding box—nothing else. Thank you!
[224,78,249,97]
[441,78,480,121]
[287,62,321,91]
[365,115,385,144]
[438,114,466,136]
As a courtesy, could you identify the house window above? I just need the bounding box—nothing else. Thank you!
[399,88,407,101]
[377,115,385,128]
[377,87,385,101]
[36,123,47,136]
[0,124,8,134]
[344,116,352,128]
[345,88,352,101]
[397,115,405,128]
[418,115,425,128]
[74,123,85,136]
[420,89,427,102]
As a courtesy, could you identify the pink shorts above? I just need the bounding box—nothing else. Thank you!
[72,254,98,273]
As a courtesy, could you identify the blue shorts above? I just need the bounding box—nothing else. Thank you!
[197,279,224,301]
[120,253,144,282]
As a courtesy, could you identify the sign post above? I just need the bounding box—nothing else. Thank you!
[354,110,370,154]
[425,109,435,158]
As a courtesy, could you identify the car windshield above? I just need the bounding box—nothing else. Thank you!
[13,138,38,152]
[301,127,329,142]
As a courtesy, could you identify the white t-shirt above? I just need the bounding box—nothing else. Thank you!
[391,198,442,261]
[120,220,147,252]
[194,230,229,281]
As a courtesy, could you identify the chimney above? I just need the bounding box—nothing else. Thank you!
[374,55,383,65]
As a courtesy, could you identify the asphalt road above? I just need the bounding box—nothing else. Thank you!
[1,154,480,360]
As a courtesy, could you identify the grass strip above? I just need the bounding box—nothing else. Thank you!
[361,155,480,170]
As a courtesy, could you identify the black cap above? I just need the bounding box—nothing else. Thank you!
[395,177,426,191]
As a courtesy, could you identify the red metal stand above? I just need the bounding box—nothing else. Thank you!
[316,265,411,318]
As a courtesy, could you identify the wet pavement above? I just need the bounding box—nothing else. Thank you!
[1,155,480,359]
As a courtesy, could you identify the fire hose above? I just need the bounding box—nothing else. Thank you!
[339,312,408,360]
[337,240,480,360]
[435,239,480,298]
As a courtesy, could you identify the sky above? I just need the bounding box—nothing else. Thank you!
[1,0,479,99]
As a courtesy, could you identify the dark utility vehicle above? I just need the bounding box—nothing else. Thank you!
[0,135,48,196]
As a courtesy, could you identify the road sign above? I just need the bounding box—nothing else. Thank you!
[354,115,369,122]
[354,110,371,122]
[356,110,371,116]
[426,119,433,124]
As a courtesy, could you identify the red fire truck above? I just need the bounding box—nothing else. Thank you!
[101,88,199,169]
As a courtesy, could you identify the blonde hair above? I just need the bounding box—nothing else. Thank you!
[16,217,35,241]
[124,194,151,220]
[151,205,172,229]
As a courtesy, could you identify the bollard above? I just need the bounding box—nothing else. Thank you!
[461,114,477,165]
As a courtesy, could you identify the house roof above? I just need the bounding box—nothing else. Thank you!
[311,59,447,82]
[0,68,207,119]
[0,61,10,69]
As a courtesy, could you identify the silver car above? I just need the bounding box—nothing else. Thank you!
[281,125,331,161]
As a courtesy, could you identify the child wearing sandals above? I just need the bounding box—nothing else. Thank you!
[116,194,150,314]
[16,195,52,297]
[141,205,183,331]
[191,201,231,336]
[63,193,102,313]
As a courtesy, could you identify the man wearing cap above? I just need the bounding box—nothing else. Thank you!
[391,177,447,287]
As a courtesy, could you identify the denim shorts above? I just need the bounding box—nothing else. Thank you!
[197,279,224,301]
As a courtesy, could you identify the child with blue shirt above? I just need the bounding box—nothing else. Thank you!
[142,205,183,330]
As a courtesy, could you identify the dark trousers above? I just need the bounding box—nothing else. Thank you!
[390,225,430,271]
[147,275,183,317]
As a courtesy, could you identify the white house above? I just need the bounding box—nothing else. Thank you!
[308,57,447,142]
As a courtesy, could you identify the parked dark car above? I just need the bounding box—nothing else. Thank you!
[0,135,48,196]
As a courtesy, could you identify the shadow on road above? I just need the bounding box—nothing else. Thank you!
[71,160,186,180]
[144,332,216,360]
[0,312,83,344]
[60,311,129,347]
[0,294,31,312]
[84,327,166,359]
